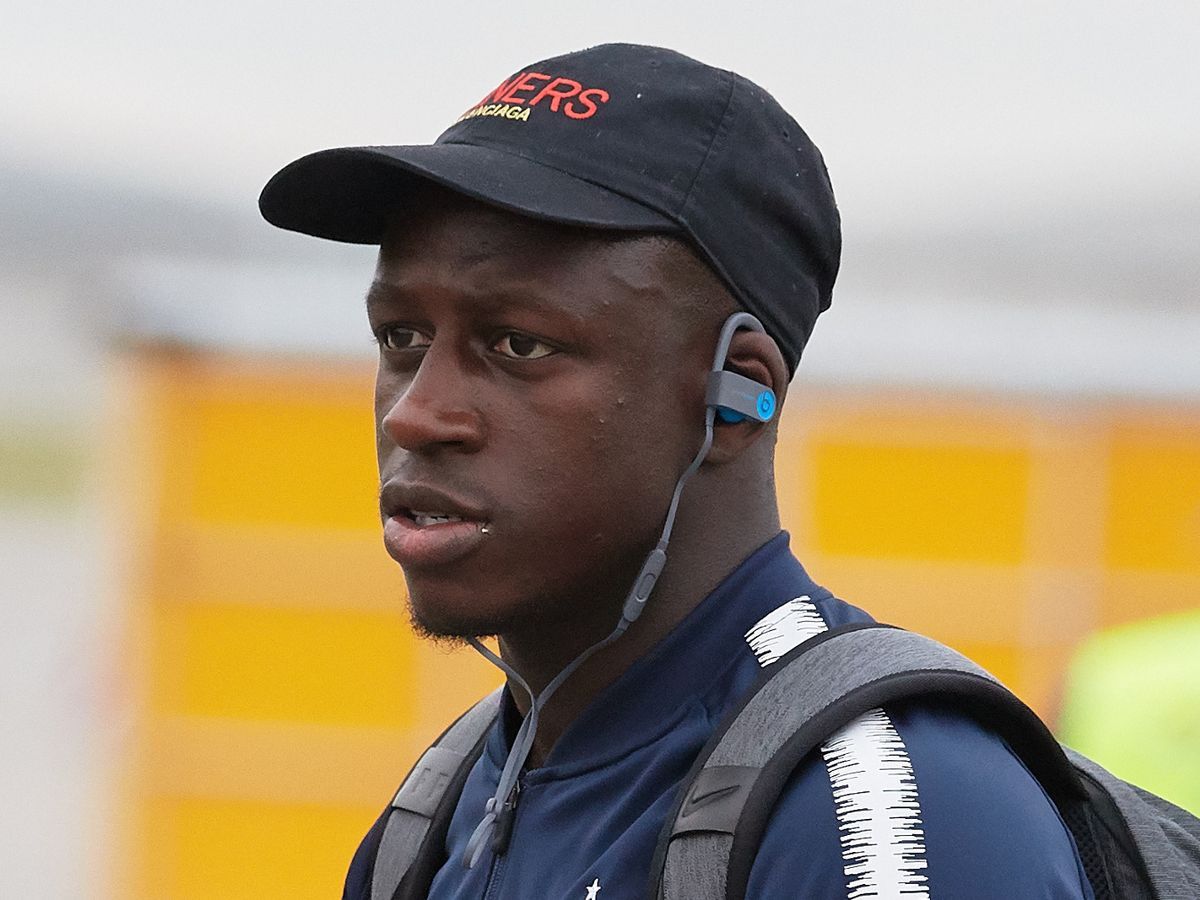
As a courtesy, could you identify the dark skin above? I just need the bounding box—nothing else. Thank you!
[369,191,790,764]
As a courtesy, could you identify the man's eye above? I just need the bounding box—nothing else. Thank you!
[376,326,431,352]
[493,332,556,360]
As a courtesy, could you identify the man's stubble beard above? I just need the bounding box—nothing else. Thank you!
[407,605,474,649]
[401,537,651,647]
[403,581,620,648]
[404,588,544,647]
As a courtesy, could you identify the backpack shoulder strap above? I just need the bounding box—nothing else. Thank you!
[651,624,1084,900]
[371,688,503,900]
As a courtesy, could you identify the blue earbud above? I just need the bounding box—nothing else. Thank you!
[706,313,777,424]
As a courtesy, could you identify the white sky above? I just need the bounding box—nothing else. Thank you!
[2,0,1198,400]
[3,0,1199,236]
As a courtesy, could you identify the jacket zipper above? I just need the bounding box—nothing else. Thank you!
[481,778,523,899]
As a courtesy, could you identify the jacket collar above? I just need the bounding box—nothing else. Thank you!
[485,532,830,777]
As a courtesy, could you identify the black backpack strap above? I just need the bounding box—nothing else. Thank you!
[651,624,1085,900]
[371,688,503,900]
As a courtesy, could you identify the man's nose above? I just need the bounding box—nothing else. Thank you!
[378,345,485,453]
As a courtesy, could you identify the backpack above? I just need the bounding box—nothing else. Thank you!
[367,624,1200,900]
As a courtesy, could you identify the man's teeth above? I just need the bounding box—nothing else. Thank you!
[410,511,464,527]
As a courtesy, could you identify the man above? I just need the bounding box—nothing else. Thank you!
[261,43,1093,899]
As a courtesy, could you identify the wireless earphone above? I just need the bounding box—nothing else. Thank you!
[462,310,778,868]
[706,312,777,425]
[616,311,776,626]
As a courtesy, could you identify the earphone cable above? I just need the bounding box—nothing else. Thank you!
[461,312,761,867]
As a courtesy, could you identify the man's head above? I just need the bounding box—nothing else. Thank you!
[369,188,788,638]
[259,43,840,642]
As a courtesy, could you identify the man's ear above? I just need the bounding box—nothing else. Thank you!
[705,329,789,465]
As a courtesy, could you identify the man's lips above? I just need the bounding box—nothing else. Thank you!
[383,514,488,569]
[379,481,490,569]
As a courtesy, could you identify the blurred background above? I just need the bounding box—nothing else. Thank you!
[2,1,1198,897]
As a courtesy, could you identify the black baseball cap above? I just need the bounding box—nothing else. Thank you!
[259,43,840,372]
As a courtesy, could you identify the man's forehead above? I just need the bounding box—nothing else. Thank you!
[379,190,631,258]
[378,199,675,282]
[370,189,734,328]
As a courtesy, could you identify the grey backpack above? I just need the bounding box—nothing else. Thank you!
[368,624,1200,900]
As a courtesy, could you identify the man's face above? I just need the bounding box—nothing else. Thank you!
[369,197,715,640]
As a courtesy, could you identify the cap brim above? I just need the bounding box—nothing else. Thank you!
[259,143,678,243]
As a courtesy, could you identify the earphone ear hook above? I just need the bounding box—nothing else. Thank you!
[622,311,777,626]
[706,312,777,425]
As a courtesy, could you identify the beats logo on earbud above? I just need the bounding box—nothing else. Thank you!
[757,389,776,420]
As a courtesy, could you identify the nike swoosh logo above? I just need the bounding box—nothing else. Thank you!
[679,783,741,818]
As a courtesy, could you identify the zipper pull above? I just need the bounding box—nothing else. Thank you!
[490,779,521,854]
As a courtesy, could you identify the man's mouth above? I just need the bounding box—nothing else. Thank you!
[379,483,492,569]
[379,480,488,526]
[383,511,488,569]
[406,509,467,528]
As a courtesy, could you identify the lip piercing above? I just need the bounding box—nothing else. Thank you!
[480,524,491,535]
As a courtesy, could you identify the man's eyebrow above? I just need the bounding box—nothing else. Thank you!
[364,280,403,309]
[364,277,582,317]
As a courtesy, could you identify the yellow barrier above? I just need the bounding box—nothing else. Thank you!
[113,351,500,898]
[114,350,1200,897]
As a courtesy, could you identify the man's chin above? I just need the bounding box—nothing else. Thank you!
[408,606,491,644]
[406,594,527,643]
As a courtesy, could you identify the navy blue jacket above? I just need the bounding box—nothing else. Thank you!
[346,534,1094,898]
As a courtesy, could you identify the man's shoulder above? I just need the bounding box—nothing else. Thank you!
[736,586,1093,897]
[746,700,1094,899]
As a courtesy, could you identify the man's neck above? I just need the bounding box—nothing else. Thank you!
[498,476,781,766]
